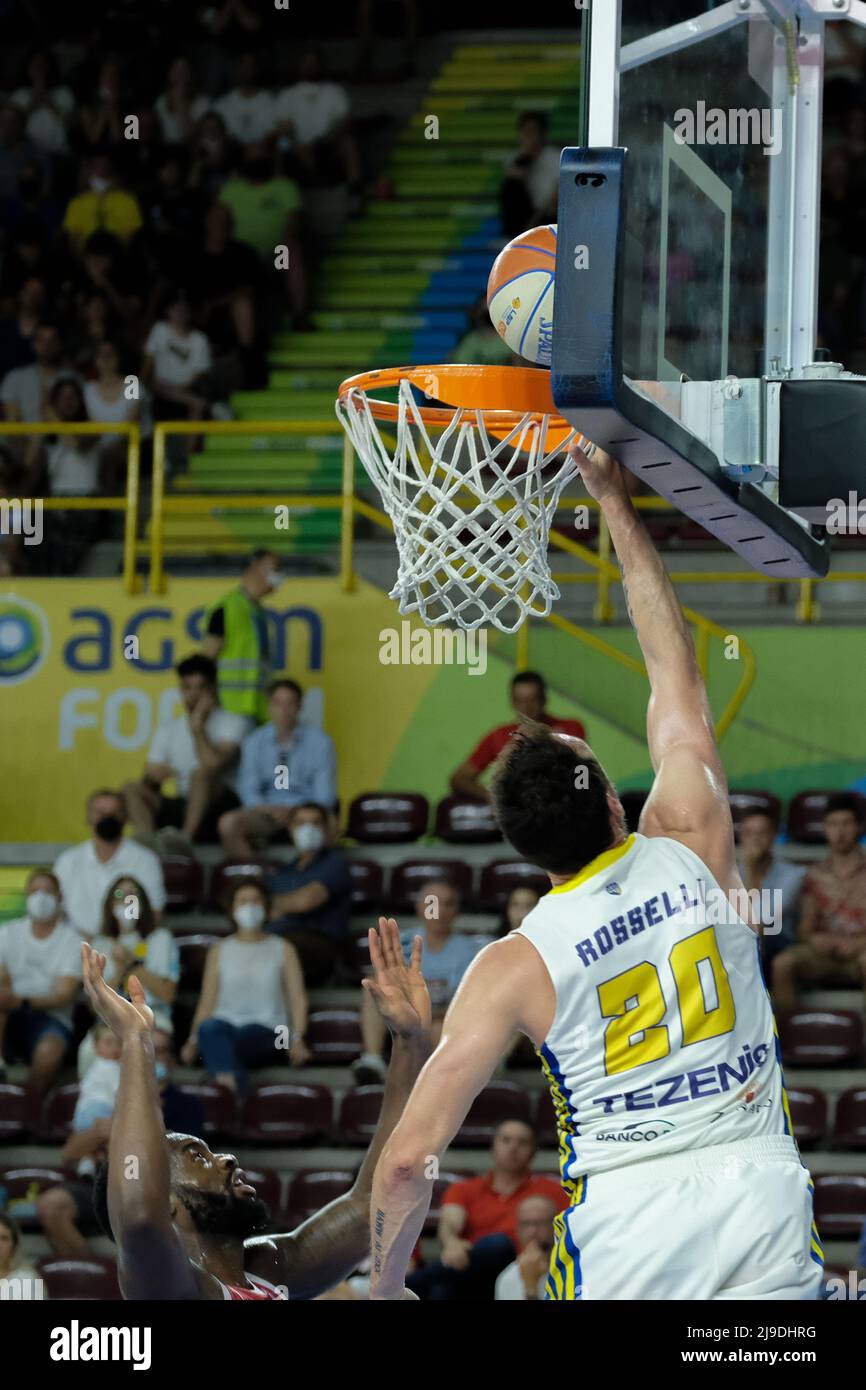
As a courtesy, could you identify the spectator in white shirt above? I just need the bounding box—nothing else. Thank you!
[494,1194,558,1301]
[142,290,214,429]
[89,875,180,1038]
[500,110,561,239]
[155,56,210,145]
[0,870,81,1093]
[123,653,248,853]
[214,52,276,145]
[53,789,166,939]
[274,48,359,191]
[11,49,75,156]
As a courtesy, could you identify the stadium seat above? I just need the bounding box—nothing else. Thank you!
[162,855,205,911]
[389,858,474,911]
[348,858,384,913]
[478,860,550,911]
[787,790,866,844]
[240,1084,332,1144]
[307,1008,362,1063]
[453,1082,533,1147]
[337,1086,384,1144]
[284,1169,355,1226]
[39,1083,80,1141]
[728,790,783,826]
[786,1087,829,1147]
[619,790,649,831]
[778,1010,864,1066]
[0,1084,37,1141]
[811,1174,866,1237]
[434,795,501,843]
[831,1087,866,1149]
[177,1082,238,1138]
[209,858,278,911]
[424,1172,471,1233]
[39,1257,120,1300]
[0,1166,71,1228]
[346,793,429,842]
[176,934,221,988]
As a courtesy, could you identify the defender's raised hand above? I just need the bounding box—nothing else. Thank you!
[362,917,431,1041]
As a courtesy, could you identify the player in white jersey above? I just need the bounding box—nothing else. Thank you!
[369,444,823,1301]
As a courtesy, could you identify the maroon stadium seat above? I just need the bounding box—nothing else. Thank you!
[0,1084,37,1141]
[284,1169,355,1226]
[389,859,473,912]
[348,858,384,913]
[831,1087,866,1149]
[347,793,429,843]
[0,1166,71,1228]
[453,1082,533,1147]
[786,1087,828,1148]
[337,1086,384,1144]
[811,1174,866,1237]
[209,858,277,911]
[478,860,550,911]
[39,1257,120,1300]
[619,790,649,832]
[162,855,204,911]
[240,1084,332,1144]
[534,1090,558,1148]
[307,1009,362,1064]
[39,1083,80,1141]
[787,790,866,845]
[434,796,501,844]
[176,1082,237,1138]
[424,1172,471,1233]
[176,934,221,988]
[778,1010,864,1067]
[728,790,783,827]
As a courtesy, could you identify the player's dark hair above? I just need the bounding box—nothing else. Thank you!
[176,652,217,684]
[490,722,614,876]
[825,792,864,824]
[94,1134,192,1242]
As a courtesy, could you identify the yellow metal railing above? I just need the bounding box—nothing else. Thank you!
[0,421,141,593]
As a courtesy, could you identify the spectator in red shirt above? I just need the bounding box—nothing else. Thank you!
[449,671,585,803]
[407,1119,566,1300]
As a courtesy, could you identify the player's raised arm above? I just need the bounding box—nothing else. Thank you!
[573,446,734,876]
[81,944,202,1300]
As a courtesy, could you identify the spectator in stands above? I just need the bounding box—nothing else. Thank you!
[452,295,515,367]
[736,808,805,968]
[123,653,248,852]
[142,289,223,433]
[0,275,46,380]
[219,678,337,854]
[0,1213,44,1299]
[408,1120,567,1300]
[1,160,63,237]
[215,52,276,145]
[77,58,126,150]
[71,1022,121,1176]
[202,548,284,721]
[155,57,210,145]
[0,319,66,422]
[449,670,586,803]
[83,339,143,486]
[219,144,308,323]
[494,1193,558,1300]
[274,47,360,195]
[500,111,560,240]
[0,102,50,201]
[181,877,310,1091]
[140,145,206,273]
[0,219,57,305]
[72,230,138,326]
[182,202,263,385]
[53,789,166,939]
[772,793,866,1014]
[353,877,480,1084]
[62,150,143,249]
[10,48,76,157]
[87,875,179,1040]
[38,1026,203,1259]
[496,884,541,939]
[268,803,353,987]
[24,375,105,499]
[189,111,238,203]
[0,870,80,1093]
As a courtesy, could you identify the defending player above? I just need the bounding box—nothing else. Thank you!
[370,445,823,1301]
[82,919,429,1299]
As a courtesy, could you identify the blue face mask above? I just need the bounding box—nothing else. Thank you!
[154,1062,168,1082]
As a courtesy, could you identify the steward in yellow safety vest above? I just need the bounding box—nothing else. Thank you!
[202,549,283,721]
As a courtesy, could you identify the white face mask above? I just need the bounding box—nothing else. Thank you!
[234,902,266,932]
[89,175,111,194]
[293,822,324,853]
[27,890,58,921]
[266,569,283,590]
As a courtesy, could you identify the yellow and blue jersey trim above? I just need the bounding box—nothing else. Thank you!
[548,834,636,897]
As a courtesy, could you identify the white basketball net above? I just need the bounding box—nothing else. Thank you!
[337,378,581,633]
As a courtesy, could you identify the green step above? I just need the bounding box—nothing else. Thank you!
[201,432,340,452]
[316,271,430,293]
[363,200,496,220]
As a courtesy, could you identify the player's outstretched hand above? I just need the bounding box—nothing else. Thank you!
[81,942,154,1041]
[362,917,431,1042]
[569,439,628,504]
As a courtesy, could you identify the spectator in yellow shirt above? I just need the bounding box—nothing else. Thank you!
[62,151,143,248]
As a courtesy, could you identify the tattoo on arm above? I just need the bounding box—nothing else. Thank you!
[373,1207,385,1277]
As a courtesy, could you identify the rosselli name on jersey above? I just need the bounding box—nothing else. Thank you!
[573,880,704,968]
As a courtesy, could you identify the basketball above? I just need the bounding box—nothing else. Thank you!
[486,224,557,366]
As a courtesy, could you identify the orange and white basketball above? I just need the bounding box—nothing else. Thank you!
[486,224,557,367]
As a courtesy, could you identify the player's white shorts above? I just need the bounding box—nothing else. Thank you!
[546,1135,824,1301]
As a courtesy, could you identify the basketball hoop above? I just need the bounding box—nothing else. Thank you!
[336,363,594,634]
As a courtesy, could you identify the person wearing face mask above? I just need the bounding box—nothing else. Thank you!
[267,803,352,987]
[53,789,166,939]
[86,875,179,1044]
[202,548,283,722]
[0,870,81,1092]
[181,879,310,1092]
[62,151,143,250]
